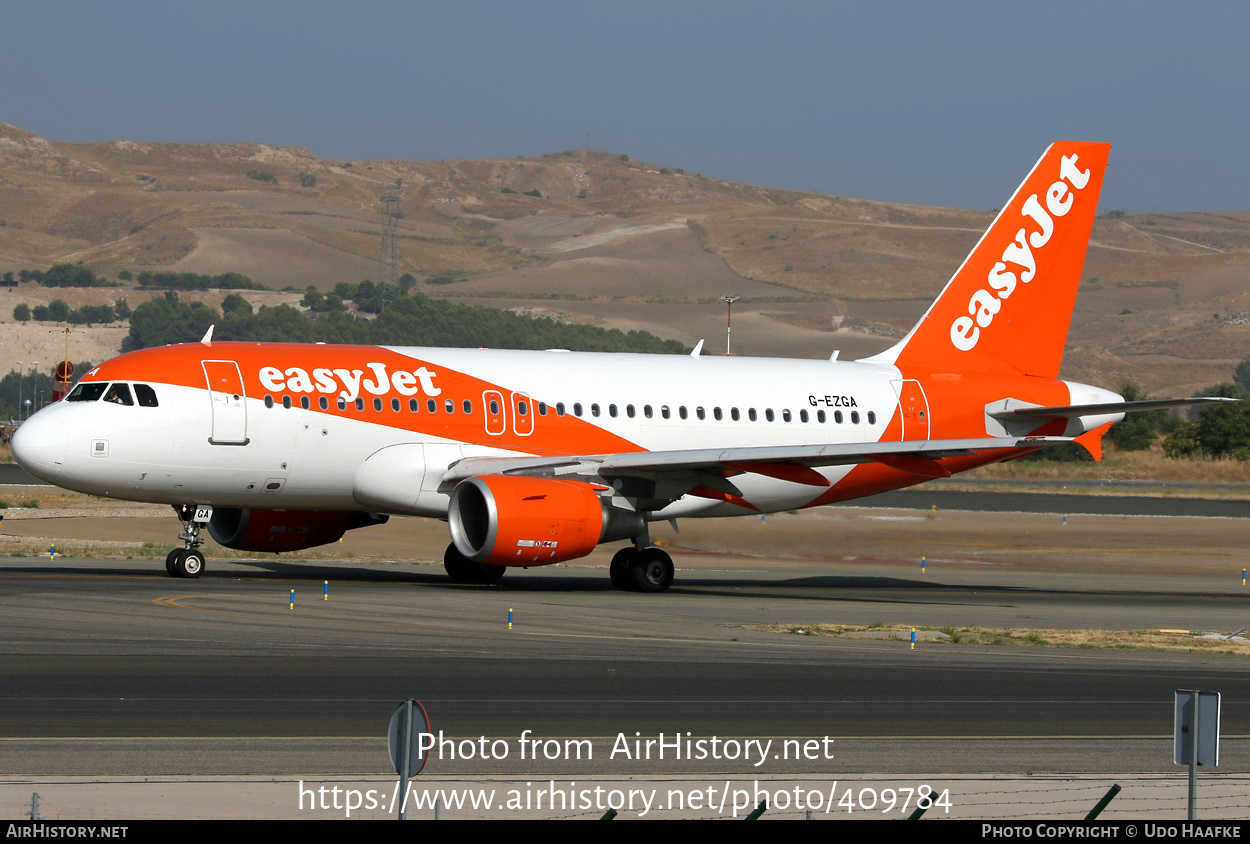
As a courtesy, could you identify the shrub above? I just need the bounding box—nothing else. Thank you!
[247,169,277,184]
[13,304,30,321]
[298,172,317,188]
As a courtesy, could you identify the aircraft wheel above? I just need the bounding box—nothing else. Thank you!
[165,549,183,578]
[630,547,674,593]
[176,549,205,579]
[444,543,506,585]
[609,547,636,591]
[477,562,506,585]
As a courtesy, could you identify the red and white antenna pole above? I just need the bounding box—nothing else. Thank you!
[721,295,740,355]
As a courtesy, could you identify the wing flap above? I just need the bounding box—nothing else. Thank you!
[443,436,1069,484]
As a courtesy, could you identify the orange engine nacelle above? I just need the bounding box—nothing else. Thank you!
[448,475,644,567]
[208,508,387,552]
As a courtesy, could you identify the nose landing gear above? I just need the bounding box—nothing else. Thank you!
[166,504,209,578]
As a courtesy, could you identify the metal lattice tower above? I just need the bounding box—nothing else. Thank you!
[376,178,402,311]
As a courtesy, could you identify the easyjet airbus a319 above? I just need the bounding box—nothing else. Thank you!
[12,142,1226,591]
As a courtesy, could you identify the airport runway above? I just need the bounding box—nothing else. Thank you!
[2,496,1249,783]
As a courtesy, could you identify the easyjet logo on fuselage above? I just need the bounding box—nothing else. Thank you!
[949,153,1091,352]
[258,362,442,401]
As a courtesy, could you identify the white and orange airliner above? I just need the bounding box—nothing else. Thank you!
[12,142,1226,590]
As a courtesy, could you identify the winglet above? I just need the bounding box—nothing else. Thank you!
[200,325,215,345]
[690,339,704,357]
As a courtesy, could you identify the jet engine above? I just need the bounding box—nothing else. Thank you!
[208,508,388,553]
[448,475,644,566]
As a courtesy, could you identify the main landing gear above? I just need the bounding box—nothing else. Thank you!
[443,543,506,585]
[609,545,674,593]
[166,504,208,579]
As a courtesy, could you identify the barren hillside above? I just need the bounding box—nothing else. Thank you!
[1,121,1247,395]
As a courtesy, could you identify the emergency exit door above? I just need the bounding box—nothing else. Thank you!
[891,379,931,442]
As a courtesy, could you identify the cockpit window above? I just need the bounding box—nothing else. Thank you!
[103,383,134,406]
[67,383,107,402]
[134,384,159,408]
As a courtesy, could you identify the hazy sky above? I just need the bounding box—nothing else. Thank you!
[3,2,1246,212]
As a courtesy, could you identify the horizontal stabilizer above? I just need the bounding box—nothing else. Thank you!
[989,397,1238,420]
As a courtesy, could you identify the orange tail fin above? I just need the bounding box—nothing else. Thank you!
[865,142,1111,378]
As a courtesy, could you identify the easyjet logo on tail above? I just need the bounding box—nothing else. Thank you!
[950,154,1091,352]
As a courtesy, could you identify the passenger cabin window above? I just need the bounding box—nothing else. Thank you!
[731,408,740,421]
[444,399,455,414]
[265,395,274,408]
[782,409,792,423]
[556,403,566,417]
[817,410,826,423]
[591,404,600,417]
[765,409,775,422]
[463,399,473,414]
[104,384,134,406]
[322,397,330,411]
[644,405,654,419]
[800,409,809,423]
[679,406,688,420]
[427,399,437,413]
[67,383,108,402]
[355,398,365,411]
[696,407,705,420]
[538,402,547,416]
[850,411,859,424]
[609,404,618,418]
[834,410,843,424]
[392,398,401,412]
[660,405,670,419]
[409,398,419,412]
[748,408,757,421]
[626,404,635,418]
[867,411,876,425]
[302,396,311,410]
[134,384,159,407]
[713,407,722,421]
[282,395,292,409]
[574,403,583,417]
[337,397,347,411]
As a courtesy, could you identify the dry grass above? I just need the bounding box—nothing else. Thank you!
[970,445,1250,486]
[753,623,1250,655]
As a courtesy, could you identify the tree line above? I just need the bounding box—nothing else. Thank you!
[122,291,688,355]
[14,299,132,326]
[6,265,266,292]
[0,362,94,421]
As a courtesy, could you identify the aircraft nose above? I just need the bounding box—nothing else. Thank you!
[11,413,67,480]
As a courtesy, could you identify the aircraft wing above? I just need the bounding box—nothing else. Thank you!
[442,435,1070,507]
